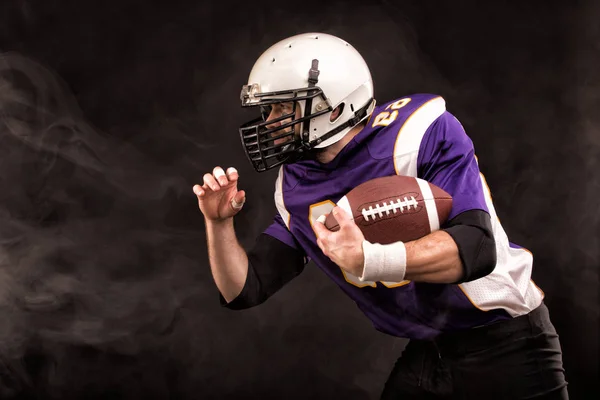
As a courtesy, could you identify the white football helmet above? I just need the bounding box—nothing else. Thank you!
[239,32,376,172]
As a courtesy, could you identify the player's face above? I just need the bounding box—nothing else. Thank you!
[264,101,300,146]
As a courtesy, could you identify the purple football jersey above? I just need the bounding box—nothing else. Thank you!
[264,94,544,340]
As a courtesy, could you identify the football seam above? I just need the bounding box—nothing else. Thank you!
[357,196,422,222]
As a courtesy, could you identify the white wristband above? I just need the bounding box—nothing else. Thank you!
[359,240,407,282]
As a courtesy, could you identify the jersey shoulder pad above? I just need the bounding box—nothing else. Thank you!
[366,94,446,160]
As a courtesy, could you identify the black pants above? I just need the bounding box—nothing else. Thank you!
[381,302,568,399]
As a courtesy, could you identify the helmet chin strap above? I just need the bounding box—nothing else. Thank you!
[300,59,321,145]
[303,97,374,150]
[291,58,373,157]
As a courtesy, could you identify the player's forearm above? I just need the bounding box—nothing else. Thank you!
[205,218,249,302]
[403,230,464,283]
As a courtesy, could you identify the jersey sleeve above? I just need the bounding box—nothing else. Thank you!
[263,214,303,250]
[220,232,306,310]
[417,111,489,221]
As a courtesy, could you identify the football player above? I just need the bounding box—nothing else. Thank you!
[193,33,568,399]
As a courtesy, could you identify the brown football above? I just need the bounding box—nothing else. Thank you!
[325,175,453,244]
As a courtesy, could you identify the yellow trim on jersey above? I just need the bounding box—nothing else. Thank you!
[308,199,336,234]
[531,279,545,298]
[380,280,411,288]
[457,285,488,312]
[516,247,545,299]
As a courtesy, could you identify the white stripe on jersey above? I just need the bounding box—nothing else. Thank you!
[274,166,291,229]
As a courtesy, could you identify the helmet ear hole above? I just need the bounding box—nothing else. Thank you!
[330,103,345,123]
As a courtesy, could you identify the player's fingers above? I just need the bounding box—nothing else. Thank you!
[203,173,220,191]
[225,167,239,183]
[230,190,246,210]
[332,206,352,227]
[316,238,326,253]
[234,189,245,203]
[313,218,329,240]
[192,184,204,197]
[213,166,229,186]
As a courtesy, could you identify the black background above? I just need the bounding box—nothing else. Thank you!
[0,0,598,399]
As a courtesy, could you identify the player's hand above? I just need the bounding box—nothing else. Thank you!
[313,206,365,277]
[192,166,246,222]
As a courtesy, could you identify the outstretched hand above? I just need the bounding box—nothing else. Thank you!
[313,206,365,277]
[192,166,246,222]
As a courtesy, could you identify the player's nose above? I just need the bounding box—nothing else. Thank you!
[265,108,281,130]
[267,108,281,129]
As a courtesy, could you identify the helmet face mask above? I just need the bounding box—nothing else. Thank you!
[239,33,375,173]
[239,84,333,172]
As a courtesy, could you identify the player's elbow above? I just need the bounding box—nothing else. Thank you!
[452,228,496,283]
[464,233,497,282]
[219,262,274,310]
[442,210,497,283]
[220,287,271,311]
[223,296,269,311]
